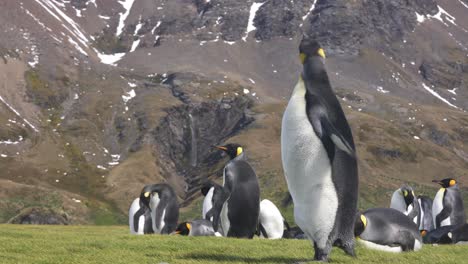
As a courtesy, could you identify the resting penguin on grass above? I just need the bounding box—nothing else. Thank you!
[432,178,466,228]
[422,223,468,244]
[140,183,179,234]
[257,199,288,239]
[390,185,420,227]
[206,143,260,239]
[421,225,457,244]
[173,219,222,237]
[417,195,434,232]
[281,37,358,261]
[128,198,154,235]
[355,208,422,252]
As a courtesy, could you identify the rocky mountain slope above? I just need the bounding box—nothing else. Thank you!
[0,0,467,224]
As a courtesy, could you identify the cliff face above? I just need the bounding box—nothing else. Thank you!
[0,0,467,224]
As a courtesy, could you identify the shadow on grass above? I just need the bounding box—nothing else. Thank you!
[179,253,310,263]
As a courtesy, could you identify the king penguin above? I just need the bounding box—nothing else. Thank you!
[257,199,287,239]
[421,225,456,244]
[174,219,222,237]
[432,178,466,228]
[417,195,434,231]
[140,183,179,234]
[390,185,420,227]
[281,37,358,261]
[355,208,422,252]
[201,181,223,221]
[128,198,154,235]
[206,143,260,238]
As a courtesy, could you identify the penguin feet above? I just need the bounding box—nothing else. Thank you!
[313,242,331,262]
[342,244,356,257]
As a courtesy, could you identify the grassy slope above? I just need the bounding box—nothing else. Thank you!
[1,225,467,264]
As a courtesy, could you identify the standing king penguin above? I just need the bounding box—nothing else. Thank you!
[281,38,358,261]
[390,185,420,227]
[128,198,154,235]
[140,183,179,234]
[432,178,466,228]
[417,195,434,232]
[201,181,223,221]
[206,143,260,238]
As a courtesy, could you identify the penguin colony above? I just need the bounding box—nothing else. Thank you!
[129,144,291,239]
[126,36,468,261]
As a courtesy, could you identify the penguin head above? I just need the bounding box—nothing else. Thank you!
[174,222,191,236]
[201,181,214,196]
[354,212,367,237]
[420,230,428,237]
[139,184,161,210]
[400,185,415,206]
[432,178,457,188]
[299,37,326,64]
[298,37,329,81]
[214,143,243,160]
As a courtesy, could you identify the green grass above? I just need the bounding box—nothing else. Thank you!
[1,225,467,264]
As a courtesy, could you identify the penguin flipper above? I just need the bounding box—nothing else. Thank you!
[133,207,145,232]
[407,203,419,223]
[307,106,355,157]
[283,219,291,231]
[259,223,268,238]
[207,188,230,232]
[318,115,355,157]
[436,205,452,228]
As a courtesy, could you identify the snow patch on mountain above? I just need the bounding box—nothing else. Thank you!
[122,89,136,103]
[116,0,136,37]
[458,0,468,9]
[96,51,126,66]
[34,0,90,55]
[421,83,459,109]
[302,0,318,21]
[0,95,39,132]
[243,2,265,41]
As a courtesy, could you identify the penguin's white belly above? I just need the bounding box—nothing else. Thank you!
[432,188,450,226]
[358,239,403,253]
[390,191,406,213]
[220,200,230,236]
[203,187,214,220]
[418,201,425,230]
[281,81,338,248]
[259,200,284,239]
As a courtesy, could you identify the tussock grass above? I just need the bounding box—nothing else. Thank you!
[1,225,467,264]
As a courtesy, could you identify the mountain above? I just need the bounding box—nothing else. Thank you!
[0,0,467,224]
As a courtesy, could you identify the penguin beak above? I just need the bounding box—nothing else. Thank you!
[214,146,228,151]
[432,180,443,186]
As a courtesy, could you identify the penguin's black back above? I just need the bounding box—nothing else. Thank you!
[362,208,421,249]
[225,158,260,238]
[154,184,180,234]
[444,188,466,226]
[452,223,468,243]
[423,225,456,244]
